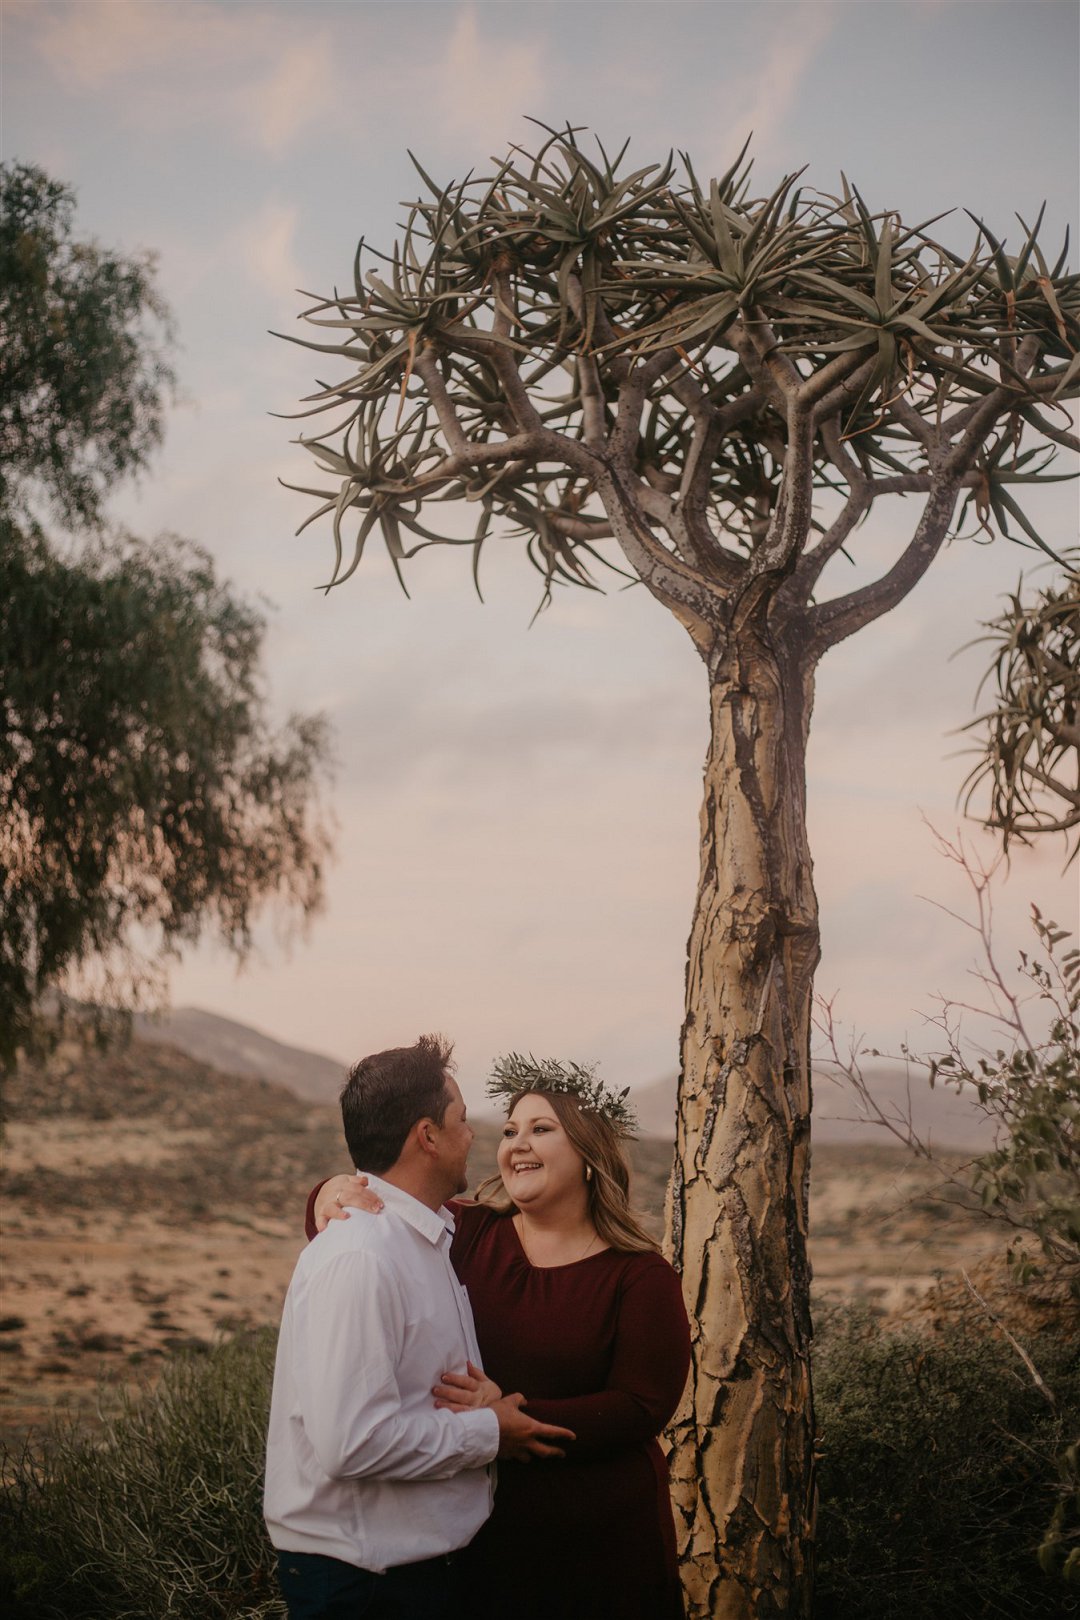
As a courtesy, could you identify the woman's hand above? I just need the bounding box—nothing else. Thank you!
[313,1173,383,1231]
[433,1360,503,1412]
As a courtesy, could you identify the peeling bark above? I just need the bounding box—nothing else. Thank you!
[666,628,819,1620]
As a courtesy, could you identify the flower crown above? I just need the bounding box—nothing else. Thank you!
[486,1052,638,1136]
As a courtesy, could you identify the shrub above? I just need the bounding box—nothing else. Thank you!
[813,1309,1080,1619]
[0,1330,284,1620]
[3,1313,1077,1618]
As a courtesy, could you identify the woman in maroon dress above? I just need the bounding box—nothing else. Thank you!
[311,1057,690,1620]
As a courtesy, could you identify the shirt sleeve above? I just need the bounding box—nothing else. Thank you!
[520,1257,690,1459]
[290,1248,499,1481]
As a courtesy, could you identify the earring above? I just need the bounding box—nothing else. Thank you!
[585,1164,593,1183]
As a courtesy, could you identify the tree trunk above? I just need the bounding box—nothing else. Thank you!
[665,627,819,1620]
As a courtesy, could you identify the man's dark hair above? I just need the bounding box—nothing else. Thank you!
[340,1033,455,1173]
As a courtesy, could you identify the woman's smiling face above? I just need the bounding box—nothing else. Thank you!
[497,1092,587,1209]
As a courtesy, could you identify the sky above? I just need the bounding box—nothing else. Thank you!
[4,0,1078,1109]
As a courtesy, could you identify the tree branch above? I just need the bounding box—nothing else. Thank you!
[807,473,961,654]
[944,337,1040,474]
[1018,762,1080,811]
[449,329,546,436]
[884,393,938,451]
[742,306,804,402]
[567,272,633,385]
[744,403,815,582]
[547,512,616,543]
[412,428,599,490]
[799,347,874,411]
[609,346,683,469]
[727,318,791,412]
[810,354,879,427]
[412,347,468,456]
[788,485,870,603]
[597,466,723,646]
[577,352,608,451]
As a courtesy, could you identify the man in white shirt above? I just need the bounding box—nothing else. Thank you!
[265,1034,572,1619]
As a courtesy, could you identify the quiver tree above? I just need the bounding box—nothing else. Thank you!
[282,129,1079,1620]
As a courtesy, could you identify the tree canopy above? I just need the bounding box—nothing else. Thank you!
[0,162,175,529]
[280,128,1077,645]
[0,164,332,1069]
[0,525,331,1069]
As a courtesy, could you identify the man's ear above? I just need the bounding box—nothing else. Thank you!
[414,1117,440,1159]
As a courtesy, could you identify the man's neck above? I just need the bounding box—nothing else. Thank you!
[376,1165,449,1213]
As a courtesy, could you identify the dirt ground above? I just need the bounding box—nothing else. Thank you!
[0,1040,1012,1445]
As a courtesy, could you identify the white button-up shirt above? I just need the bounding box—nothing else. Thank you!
[264,1176,499,1571]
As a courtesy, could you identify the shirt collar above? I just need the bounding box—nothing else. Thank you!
[360,1173,456,1245]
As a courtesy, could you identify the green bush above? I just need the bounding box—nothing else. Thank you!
[3,1315,1076,1618]
[0,1330,284,1620]
[813,1309,1080,1620]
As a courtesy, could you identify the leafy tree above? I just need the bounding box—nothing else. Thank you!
[962,562,1080,862]
[0,166,333,1070]
[282,129,1079,1618]
[0,524,332,1070]
[0,163,175,528]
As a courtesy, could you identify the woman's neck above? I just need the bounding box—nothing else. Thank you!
[514,1198,603,1266]
[515,1192,591,1237]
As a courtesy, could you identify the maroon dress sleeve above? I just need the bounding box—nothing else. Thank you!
[521,1255,690,1458]
[303,1179,329,1241]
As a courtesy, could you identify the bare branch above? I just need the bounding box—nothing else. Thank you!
[809,354,878,427]
[415,429,599,490]
[960,1272,1057,1407]
[609,346,685,469]
[727,317,794,413]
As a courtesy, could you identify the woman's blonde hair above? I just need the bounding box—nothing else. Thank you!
[476,1088,660,1254]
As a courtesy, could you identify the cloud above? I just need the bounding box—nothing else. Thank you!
[25,0,349,156]
[705,3,838,169]
[31,0,244,88]
[237,33,340,157]
[22,1,542,169]
[228,200,307,305]
[427,6,547,146]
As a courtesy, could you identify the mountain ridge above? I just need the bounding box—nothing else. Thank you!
[134,1006,347,1106]
[136,1006,996,1150]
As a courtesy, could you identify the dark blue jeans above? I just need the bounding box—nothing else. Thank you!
[275,1549,460,1620]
